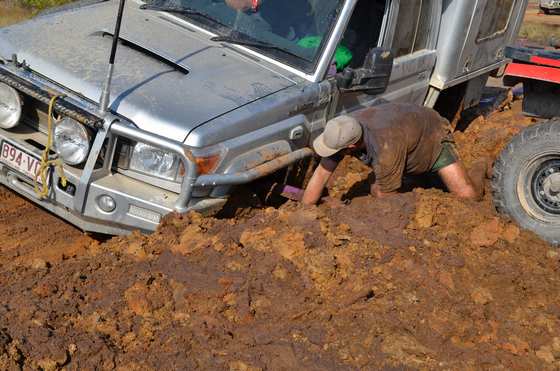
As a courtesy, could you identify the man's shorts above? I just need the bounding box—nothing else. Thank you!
[430,137,459,172]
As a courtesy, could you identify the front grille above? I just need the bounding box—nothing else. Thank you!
[21,94,49,133]
[0,72,107,170]
[0,68,103,129]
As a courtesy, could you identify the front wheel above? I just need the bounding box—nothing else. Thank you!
[492,119,560,245]
[541,7,551,14]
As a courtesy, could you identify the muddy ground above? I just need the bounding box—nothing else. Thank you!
[1,4,560,371]
[0,99,559,370]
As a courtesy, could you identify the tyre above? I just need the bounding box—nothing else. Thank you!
[541,7,551,14]
[492,119,560,245]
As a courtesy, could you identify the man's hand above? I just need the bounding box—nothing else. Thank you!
[302,157,339,206]
[225,0,256,11]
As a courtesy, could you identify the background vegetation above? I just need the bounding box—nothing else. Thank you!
[519,23,560,45]
[18,0,73,11]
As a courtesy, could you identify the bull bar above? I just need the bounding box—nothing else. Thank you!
[111,121,313,212]
[0,64,314,231]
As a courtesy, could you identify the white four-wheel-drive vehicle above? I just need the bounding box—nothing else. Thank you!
[540,0,560,14]
[0,0,529,234]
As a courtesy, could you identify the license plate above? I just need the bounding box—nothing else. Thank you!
[0,141,44,184]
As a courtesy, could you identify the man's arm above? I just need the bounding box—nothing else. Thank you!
[368,168,399,198]
[302,157,339,205]
[225,0,259,11]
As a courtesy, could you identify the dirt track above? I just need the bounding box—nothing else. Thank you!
[0,4,31,27]
[524,2,560,27]
[1,4,560,370]
[0,100,560,370]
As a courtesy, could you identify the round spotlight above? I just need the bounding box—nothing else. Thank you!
[97,195,116,213]
[0,82,22,129]
[54,117,91,165]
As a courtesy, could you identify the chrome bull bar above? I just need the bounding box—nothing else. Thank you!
[0,65,314,214]
[110,121,314,213]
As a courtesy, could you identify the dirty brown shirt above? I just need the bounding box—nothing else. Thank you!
[352,103,452,193]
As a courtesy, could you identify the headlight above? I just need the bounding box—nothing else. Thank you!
[124,142,227,182]
[54,117,91,165]
[0,82,22,129]
[129,143,180,181]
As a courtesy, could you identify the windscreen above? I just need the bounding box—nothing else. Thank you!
[143,0,344,73]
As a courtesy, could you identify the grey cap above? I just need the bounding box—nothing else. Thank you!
[313,116,363,157]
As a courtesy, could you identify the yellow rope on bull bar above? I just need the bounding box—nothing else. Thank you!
[34,95,68,199]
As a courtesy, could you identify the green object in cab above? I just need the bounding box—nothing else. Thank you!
[297,36,353,71]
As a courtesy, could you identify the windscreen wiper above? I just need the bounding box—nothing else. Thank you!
[139,4,227,28]
[210,35,310,62]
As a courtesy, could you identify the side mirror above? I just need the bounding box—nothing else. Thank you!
[336,47,394,95]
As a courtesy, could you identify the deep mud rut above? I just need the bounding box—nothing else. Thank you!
[0,100,560,370]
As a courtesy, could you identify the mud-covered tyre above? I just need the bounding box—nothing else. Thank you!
[492,119,560,245]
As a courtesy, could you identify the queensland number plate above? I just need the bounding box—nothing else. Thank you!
[0,141,44,184]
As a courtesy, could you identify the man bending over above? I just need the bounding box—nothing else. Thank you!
[303,103,487,205]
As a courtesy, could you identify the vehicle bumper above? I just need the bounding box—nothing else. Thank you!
[0,119,312,235]
[0,173,227,235]
[0,127,228,235]
[0,123,311,234]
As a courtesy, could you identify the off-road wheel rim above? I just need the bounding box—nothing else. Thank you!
[517,151,560,224]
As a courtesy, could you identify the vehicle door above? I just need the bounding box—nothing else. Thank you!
[463,0,527,75]
[337,0,442,113]
[381,0,441,104]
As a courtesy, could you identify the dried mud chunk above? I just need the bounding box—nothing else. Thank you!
[470,218,503,247]
[304,253,336,288]
[229,360,262,371]
[553,337,560,354]
[226,260,244,272]
[173,227,221,255]
[124,279,173,318]
[380,334,433,366]
[438,271,455,290]
[30,258,49,270]
[239,228,277,252]
[502,224,520,244]
[272,265,288,280]
[471,287,494,305]
[536,345,556,364]
[240,227,306,263]
[547,250,559,260]
[439,254,466,268]
[125,283,152,317]
[499,336,530,356]
[32,281,58,298]
[0,330,21,371]
[35,353,69,371]
[262,343,300,370]
[277,232,305,261]
[279,207,319,225]
[123,241,150,260]
[414,200,436,228]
